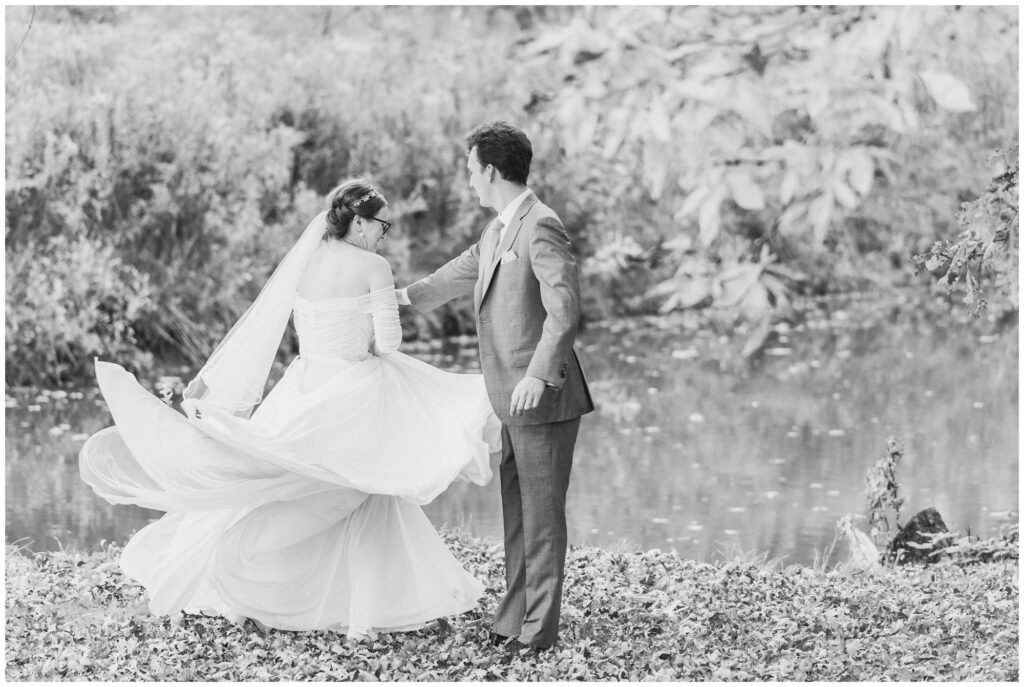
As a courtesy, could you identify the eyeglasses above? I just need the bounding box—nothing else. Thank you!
[372,217,392,236]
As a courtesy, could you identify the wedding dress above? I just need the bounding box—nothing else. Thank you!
[80,285,500,635]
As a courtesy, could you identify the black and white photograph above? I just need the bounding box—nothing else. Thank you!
[5,3,1018,681]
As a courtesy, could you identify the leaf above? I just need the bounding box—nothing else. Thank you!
[919,70,977,113]
[809,192,834,244]
[698,187,724,244]
[898,95,920,128]
[964,269,987,315]
[845,148,875,197]
[738,282,772,323]
[780,171,800,206]
[649,94,672,143]
[716,262,763,307]
[657,278,710,313]
[760,273,791,309]
[777,203,804,237]
[675,184,709,219]
[869,94,908,133]
[663,232,694,253]
[602,104,634,159]
[676,100,718,134]
[741,315,772,357]
[831,180,859,210]
[727,79,773,138]
[521,29,570,58]
[643,139,670,200]
[725,170,765,210]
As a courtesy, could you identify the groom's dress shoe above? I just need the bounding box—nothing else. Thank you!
[488,631,516,647]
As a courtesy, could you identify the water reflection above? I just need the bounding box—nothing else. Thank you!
[5,296,1018,565]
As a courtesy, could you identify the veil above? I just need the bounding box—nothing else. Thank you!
[182,211,328,418]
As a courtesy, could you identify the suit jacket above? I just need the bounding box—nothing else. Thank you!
[407,191,594,426]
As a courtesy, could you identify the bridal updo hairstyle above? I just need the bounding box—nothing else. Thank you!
[324,178,388,241]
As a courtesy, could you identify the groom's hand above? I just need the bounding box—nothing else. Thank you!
[510,376,546,416]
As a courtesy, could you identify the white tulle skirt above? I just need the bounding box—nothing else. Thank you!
[80,353,501,635]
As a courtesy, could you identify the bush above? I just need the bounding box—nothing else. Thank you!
[915,145,1019,317]
[5,235,153,385]
[4,6,1019,386]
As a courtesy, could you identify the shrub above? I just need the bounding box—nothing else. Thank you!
[915,145,1019,317]
[5,235,153,385]
[4,6,1019,385]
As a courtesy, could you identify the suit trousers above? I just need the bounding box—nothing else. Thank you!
[491,416,581,648]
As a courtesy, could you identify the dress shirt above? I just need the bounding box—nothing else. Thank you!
[496,187,532,244]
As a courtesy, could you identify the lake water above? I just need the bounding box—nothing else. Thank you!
[5,293,1018,566]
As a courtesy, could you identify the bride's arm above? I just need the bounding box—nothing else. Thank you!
[366,255,402,356]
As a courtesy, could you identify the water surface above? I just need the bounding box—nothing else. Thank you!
[6,294,1018,565]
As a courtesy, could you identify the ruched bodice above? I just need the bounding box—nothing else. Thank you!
[293,287,402,362]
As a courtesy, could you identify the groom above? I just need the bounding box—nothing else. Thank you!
[397,121,594,649]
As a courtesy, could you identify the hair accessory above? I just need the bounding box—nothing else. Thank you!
[350,190,379,208]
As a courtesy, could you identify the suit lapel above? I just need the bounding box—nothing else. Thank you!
[474,218,501,309]
[479,193,538,305]
[480,217,502,272]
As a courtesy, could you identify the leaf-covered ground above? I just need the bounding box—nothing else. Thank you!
[6,532,1018,681]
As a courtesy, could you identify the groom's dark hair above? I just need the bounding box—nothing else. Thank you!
[466,121,532,185]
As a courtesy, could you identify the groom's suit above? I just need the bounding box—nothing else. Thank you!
[406,190,593,647]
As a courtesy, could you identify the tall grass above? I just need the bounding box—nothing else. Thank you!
[5,7,524,384]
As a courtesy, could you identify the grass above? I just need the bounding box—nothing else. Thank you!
[5,530,1019,681]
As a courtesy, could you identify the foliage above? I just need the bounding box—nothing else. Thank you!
[4,6,521,385]
[838,436,1018,569]
[864,437,905,541]
[5,532,1018,681]
[521,6,1018,324]
[940,523,1019,565]
[4,6,1019,386]
[914,145,1020,316]
[5,235,154,385]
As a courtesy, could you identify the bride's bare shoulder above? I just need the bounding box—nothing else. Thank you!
[363,252,395,289]
[361,250,393,272]
[298,246,393,299]
[332,247,392,276]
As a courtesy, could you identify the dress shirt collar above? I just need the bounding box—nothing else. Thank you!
[497,188,532,227]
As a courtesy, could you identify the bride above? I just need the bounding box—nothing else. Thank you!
[79,178,501,636]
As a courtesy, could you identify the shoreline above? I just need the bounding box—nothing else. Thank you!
[6,530,1018,681]
[5,285,1015,394]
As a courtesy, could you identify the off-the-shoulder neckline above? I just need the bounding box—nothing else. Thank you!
[294,286,395,306]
